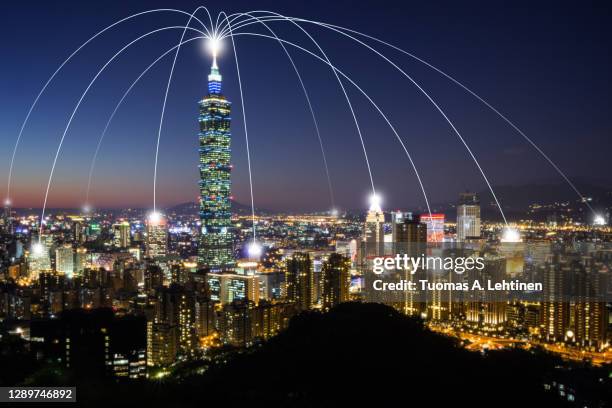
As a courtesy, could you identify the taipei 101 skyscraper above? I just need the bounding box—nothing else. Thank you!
[198,50,234,272]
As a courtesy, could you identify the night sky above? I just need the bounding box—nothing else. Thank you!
[1,0,610,211]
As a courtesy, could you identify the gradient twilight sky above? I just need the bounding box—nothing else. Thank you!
[0,0,610,211]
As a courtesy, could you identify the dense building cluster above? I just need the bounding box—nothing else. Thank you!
[360,193,612,364]
[0,205,353,377]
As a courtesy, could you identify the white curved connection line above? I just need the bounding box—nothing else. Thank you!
[154,6,212,213]
[275,15,505,223]
[307,20,597,215]
[221,12,335,209]
[229,32,436,219]
[221,14,257,240]
[224,13,505,224]
[37,25,207,238]
[85,35,206,206]
[199,8,215,38]
[6,8,208,203]
[220,12,432,219]
[225,12,377,197]
[215,12,228,35]
[231,12,592,217]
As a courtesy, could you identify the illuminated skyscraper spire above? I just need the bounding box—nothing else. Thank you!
[198,58,234,271]
[208,54,222,95]
[364,195,384,256]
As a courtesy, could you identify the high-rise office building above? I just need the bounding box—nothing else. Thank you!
[216,300,255,347]
[571,258,608,349]
[391,212,427,316]
[392,212,427,245]
[456,192,481,241]
[465,255,507,329]
[55,244,74,277]
[285,252,314,311]
[73,221,85,244]
[145,215,168,259]
[195,296,216,338]
[541,256,570,342]
[28,235,53,279]
[113,221,130,248]
[364,201,385,256]
[74,247,88,276]
[207,272,260,305]
[39,270,65,315]
[198,56,234,272]
[420,213,445,243]
[147,321,177,367]
[321,253,351,311]
[154,285,196,354]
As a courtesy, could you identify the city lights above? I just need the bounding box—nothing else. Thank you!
[0,6,610,403]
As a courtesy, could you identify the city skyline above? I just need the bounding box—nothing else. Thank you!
[1,1,611,211]
[1,4,611,406]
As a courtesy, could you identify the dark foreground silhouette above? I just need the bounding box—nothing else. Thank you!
[21,302,606,407]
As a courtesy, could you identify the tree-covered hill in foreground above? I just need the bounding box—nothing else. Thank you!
[25,302,612,407]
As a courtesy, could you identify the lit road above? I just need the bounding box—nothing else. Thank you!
[428,324,612,366]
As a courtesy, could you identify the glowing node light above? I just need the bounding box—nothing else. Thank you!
[31,242,44,256]
[369,194,382,212]
[207,37,221,60]
[593,214,606,226]
[82,204,91,214]
[4,198,11,206]
[148,211,162,224]
[501,227,522,243]
[330,208,339,217]
[247,241,263,259]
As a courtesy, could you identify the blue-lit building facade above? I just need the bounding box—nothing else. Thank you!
[198,59,234,271]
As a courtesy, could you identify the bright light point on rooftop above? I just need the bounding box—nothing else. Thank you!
[148,211,162,223]
[369,194,382,212]
[501,227,522,243]
[82,204,91,214]
[31,242,44,256]
[247,241,262,259]
[4,198,10,206]
[593,214,606,226]
[330,208,339,217]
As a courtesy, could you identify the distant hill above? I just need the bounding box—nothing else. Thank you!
[480,181,611,211]
[11,181,611,221]
[426,181,612,222]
